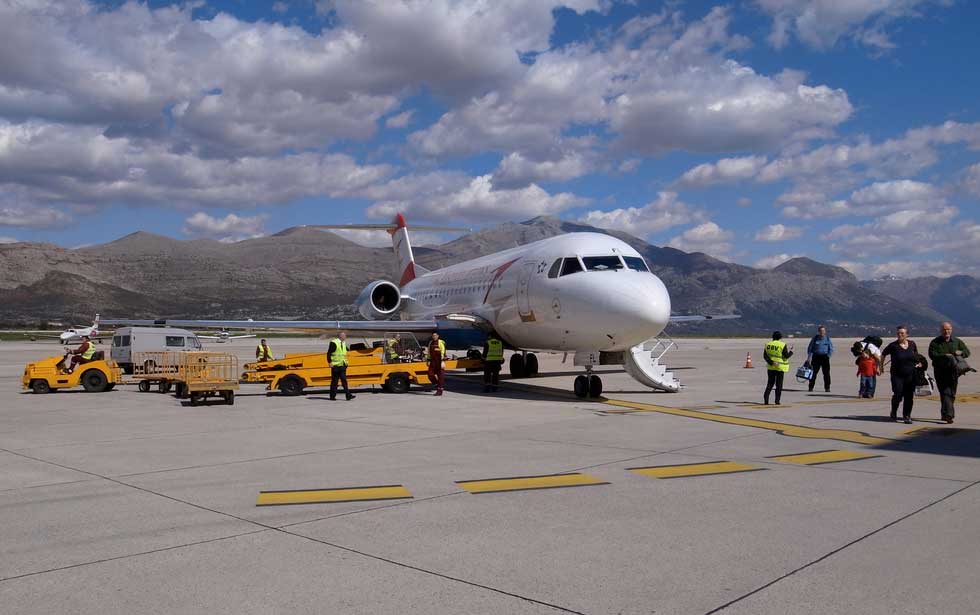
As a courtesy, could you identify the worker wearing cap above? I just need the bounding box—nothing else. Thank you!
[763,331,793,405]
[482,334,504,393]
[328,331,355,401]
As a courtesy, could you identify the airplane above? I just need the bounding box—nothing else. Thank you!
[30,314,103,345]
[104,215,735,397]
[197,329,256,343]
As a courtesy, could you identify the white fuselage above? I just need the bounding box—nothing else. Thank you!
[60,325,98,344]
[400,233,670,352]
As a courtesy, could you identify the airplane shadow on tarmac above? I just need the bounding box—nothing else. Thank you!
[810,414,980,459]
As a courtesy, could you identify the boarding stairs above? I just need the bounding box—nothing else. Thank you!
[623,333,680,393]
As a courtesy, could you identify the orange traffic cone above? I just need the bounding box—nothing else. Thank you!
[744,352,754,368]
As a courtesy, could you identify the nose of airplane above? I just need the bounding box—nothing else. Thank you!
[613,274,671,343]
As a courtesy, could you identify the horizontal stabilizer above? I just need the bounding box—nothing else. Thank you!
[669,314,740,323]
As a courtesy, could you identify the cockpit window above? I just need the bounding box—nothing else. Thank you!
[582,256,624,271]
[559,257,583,277]
[547,258,562,278]
[624,256,649,272]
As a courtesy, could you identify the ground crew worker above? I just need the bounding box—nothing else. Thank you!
[763,331,793,405]
[328,331,355,401]
[256,339,273,362]
[427,332,446,396]
[386,335,401,363]
[66,335,97,374]
[482,334,504,392]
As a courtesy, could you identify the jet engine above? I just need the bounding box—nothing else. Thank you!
[355,280,402,320]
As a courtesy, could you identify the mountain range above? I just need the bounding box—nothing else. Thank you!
[1,217,976,335]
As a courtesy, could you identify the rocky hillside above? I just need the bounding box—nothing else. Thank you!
[0,217,974,334]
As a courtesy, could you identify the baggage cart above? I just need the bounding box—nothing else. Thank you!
[177,351,239,406]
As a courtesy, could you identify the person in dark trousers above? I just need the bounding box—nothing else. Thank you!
[427,332,446,396]
[256,339,273,362]
[327,331,355,401]
[807,325,834,392]
[928,321,971,424]
[482,334,505,392]
[881,325,924,423]
[65,335,97,374]
[763,331,793,405]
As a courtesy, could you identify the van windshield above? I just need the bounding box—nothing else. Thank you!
[582,256,624,271]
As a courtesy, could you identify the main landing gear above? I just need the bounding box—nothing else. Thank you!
[509,351,539,378]
[573,368,603,398]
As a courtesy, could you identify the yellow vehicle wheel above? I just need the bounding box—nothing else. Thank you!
[31,379,51,394]
[138,380,151,393]
[278,376,303,396]
[81,369,108,393]
[386,373,410,394]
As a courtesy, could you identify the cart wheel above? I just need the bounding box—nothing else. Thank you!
[175,383,187,399]
[81,369,108,393]
[190,392,202,406]
[386,373,410,394]
[31,379,51,394]
[278,376,304,396]
[223,391,235,405]
[104,383,116,391]
[138,380,150,393]
[158,381,172,394]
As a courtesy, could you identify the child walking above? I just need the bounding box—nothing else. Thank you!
[856,349,877,398]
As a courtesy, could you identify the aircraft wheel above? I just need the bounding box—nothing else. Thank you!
[138,380,150,393]
[31,379,51,394]
[81,369,108,393]
[525,353,539,377]
[588,375,603,398]
[278,376,304,397]
[573,375,589,398]
[509,353,526,378]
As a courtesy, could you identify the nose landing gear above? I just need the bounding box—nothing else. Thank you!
[509,351,539,378]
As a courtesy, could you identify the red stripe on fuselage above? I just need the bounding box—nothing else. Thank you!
[399,262,416,286]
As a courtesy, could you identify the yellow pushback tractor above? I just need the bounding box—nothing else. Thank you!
[23,351,122,394]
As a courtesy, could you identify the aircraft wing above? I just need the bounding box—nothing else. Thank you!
[228,334,257,339]
[101,318,441,334]
[669,314,741,323]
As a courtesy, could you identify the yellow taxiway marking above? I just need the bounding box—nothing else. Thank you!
[256,485,412,507]
[920,393,980,404]
[767,450,881,466]
[601,399,892,446]
[629,461,763,479]
[456,472,608,494]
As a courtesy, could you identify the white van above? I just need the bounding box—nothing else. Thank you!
[111,327,203,374]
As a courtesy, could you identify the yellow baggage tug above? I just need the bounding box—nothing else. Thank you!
[241,333,482,396]
[23,352,122,394]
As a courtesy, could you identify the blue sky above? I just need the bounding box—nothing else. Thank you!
[1,0,978,278]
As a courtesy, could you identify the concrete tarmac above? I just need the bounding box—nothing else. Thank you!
[1,336,978,614]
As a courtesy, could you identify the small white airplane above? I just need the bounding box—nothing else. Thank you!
[105,215,734,397]
[198,329,256,343]
[32,314,102,345]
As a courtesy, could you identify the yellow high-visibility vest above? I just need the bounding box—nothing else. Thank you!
[330,339,348,366]
[486,338,504,361]
[257,343,272,361]
[765,340,789,372]
[81,341,97,360]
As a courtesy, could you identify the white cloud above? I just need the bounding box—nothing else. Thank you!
[366,174,586,223]
[781,179,947,220]
[667,221,734,259]
[825,206,964,259]
[182,212,267,242]
[493,143,595,189]
[677,155,769,187]
[755,0,950,51]
[385,110,415,129]
[754,224,803,242]
[0,235,18,243]
[578,191,706,238]
[754,252,801,269]
[837,259,966,280]
[737,197,752,207]
[960,162,980,198]
[0,203,72,228]
[411,7,851,160]
[328,228,451,247]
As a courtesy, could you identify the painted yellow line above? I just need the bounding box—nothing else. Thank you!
[456,473,608,494]
[767,450,881,466]
[601,398,892,446]
[920,394,980,404]
[629,461,763,479]
[256,485,412,507]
